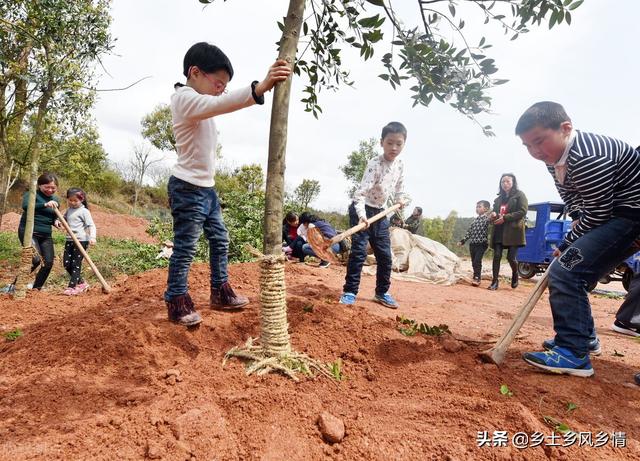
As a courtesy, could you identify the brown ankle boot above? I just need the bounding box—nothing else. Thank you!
[210,282,249,310]
[166,293,202,326]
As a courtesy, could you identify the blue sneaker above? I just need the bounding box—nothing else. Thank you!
[542,337,601,356]
[523,346,594,378]
[339,292,356,305]
[373,293,398,309]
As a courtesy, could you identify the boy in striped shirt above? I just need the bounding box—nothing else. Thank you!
[516,101,640,378]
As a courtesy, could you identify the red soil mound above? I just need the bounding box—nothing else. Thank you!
[1,205,155,243]
[0,263,638,460]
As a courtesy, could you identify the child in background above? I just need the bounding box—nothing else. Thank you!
[458,200,491,286]
[299,212,340,268]
[340,121,408,309]
[282,211,304,261]
[164,42,290,326]
[62,188,96,295]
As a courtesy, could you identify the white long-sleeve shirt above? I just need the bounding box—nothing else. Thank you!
[64,205,96,242]
[170,85,256,187]
[353,155,405,220]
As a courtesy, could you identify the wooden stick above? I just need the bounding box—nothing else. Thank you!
[53,207,111,294]
[306,203,403,263]
[479,267,551,365]
[328,203,402,245]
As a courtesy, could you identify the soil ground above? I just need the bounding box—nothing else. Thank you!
[1,256,639,460]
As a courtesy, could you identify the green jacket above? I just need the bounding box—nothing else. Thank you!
[19,190,60,235]
[489,189,528,248]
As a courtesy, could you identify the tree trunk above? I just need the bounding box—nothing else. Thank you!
[14,87,53,296]
[263,0,305,255]
[0,43,31,230]
[0,150,8,229]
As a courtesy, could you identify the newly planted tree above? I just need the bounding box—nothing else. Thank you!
[202,0,583,378]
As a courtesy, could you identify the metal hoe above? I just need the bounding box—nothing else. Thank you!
[307,203,402,264]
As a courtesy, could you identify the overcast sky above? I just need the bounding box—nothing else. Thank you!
[93,0,639,218]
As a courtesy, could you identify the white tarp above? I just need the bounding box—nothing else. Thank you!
[362,227,463,285]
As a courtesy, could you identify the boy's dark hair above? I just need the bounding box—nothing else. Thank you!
[181,42,234,81]
[37,172,58,187]
[477,200,490,209]
[299,212,319,225]
[515,101,571,135]
[283,211,298,225]
[497,173,519,198]
[66,187,89,209]
[414,206,422,215]
[381,121,407,140]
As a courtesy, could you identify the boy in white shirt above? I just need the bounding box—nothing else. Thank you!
[340,122,408,309]
[165,42,290,326]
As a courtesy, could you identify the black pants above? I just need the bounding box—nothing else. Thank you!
[492,243,518,281]
[289,236,306,262]
[616,272,640,327]
[63,240,88,287]
[469,242,488,280]
[17,227,55,289]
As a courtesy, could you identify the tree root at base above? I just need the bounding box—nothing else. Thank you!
[223,337,334,382]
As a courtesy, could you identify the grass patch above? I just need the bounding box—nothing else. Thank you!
[3,329,23,342]
[0,231,178,289]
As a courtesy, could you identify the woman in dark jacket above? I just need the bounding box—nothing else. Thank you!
[487,173,528,290]
[17,172,61,290]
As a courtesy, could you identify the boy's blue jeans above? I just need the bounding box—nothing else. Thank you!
[550,217,640,356]
[343,203,392,296]
[164,176,229,301]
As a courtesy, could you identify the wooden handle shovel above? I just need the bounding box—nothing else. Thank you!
[307,203,402,263]
[479,266,551,365]
[53,207,112,294]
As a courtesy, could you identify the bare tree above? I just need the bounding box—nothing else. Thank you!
[126,143,164,212]
[147,162,173,188]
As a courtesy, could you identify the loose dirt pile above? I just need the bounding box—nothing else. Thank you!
[1,205,156,244]
[0,262,638,460]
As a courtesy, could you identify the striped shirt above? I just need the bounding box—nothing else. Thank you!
[546,131,640,248]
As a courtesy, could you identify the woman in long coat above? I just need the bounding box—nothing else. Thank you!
[488,173,528,290]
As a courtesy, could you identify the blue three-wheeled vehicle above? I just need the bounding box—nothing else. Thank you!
[516,202,640,291]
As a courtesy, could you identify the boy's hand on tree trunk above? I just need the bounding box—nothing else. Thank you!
[255,59,292,96]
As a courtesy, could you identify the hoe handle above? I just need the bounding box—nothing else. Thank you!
[480,266,550,365]
[53,207,112,294]
[330,203,402,245]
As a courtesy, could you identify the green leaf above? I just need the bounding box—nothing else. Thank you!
[4,329,23,342]
[449,4,456,17]
[499,384,513,396]
[358,14,381,28]
[566,402,578,412]
[568,0,585,11]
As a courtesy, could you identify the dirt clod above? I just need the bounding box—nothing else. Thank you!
[317,411,345,444]
[442,336,463,353]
